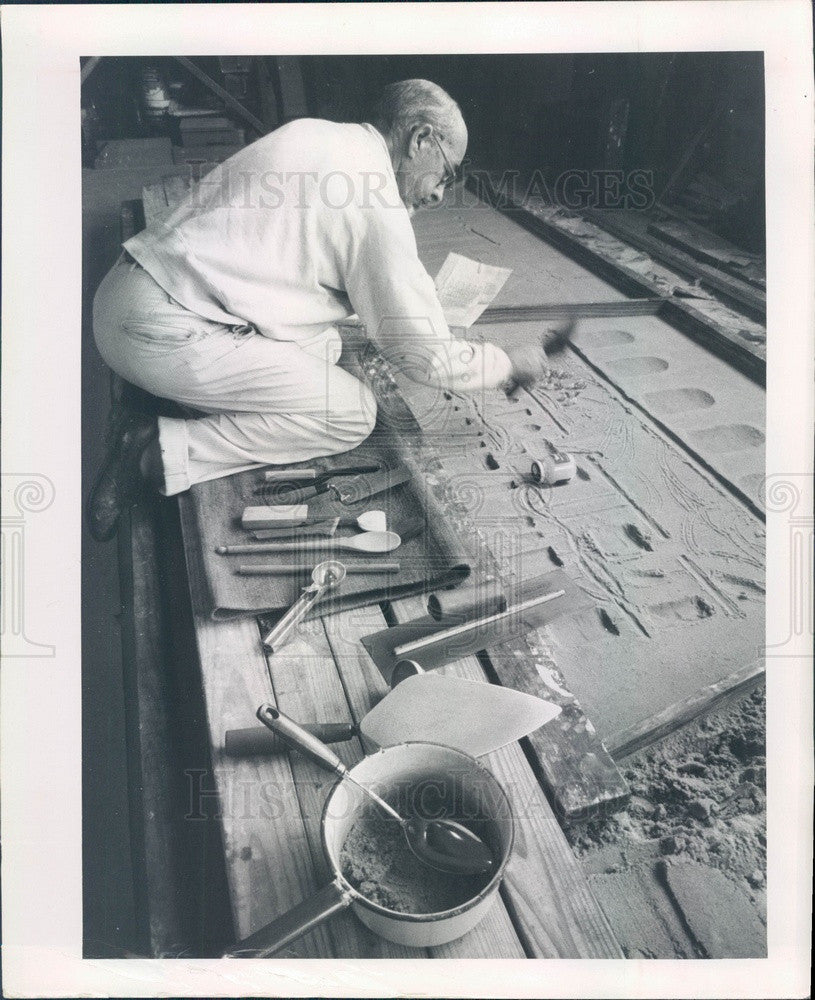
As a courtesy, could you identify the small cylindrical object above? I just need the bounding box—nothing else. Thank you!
[225,722,355,756]
[427,580,506,623]
[530,450,576,486]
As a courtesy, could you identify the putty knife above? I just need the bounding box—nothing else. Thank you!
[224,673,560,758]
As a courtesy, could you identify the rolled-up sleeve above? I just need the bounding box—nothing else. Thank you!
[342,205,513,392]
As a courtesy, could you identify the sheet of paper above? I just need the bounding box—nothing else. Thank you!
[434,251,512,328]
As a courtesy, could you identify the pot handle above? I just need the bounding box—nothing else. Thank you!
[225,879,352,957]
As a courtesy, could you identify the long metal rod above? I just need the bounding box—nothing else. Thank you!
[393,588,566,659]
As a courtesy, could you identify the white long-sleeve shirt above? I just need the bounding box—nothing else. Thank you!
[125,118,512,391]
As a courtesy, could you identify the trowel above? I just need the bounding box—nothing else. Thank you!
[224,672,561,759]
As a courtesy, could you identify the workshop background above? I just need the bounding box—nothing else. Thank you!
[82,53,766,959]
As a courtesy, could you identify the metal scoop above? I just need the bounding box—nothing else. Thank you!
[256,704,496,877]
[261,560,346,652]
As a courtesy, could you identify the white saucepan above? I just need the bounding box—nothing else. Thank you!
[226,742,514,955]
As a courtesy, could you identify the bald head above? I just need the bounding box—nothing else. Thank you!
[372,79,467,148]
[372,79,467,214]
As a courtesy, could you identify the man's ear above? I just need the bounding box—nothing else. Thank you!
[407,123,433,160]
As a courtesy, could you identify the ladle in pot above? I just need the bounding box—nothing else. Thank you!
[256,704,496,877]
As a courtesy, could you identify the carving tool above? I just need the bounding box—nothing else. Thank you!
[261,468,319,482]
[505,319,576,399]
[393,589,565,660]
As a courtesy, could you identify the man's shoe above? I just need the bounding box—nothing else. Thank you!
[87,411,158,542]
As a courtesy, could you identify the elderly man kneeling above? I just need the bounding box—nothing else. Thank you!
[88,78,548,541]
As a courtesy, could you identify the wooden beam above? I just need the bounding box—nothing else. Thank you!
[472,175,765,386]
[607,660,765,760]
[175,56,267,136]
[588,209,765,320]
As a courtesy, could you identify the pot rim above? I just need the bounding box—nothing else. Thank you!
[321,741,515,923]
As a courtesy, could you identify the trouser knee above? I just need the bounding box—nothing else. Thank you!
[332,381,377,447]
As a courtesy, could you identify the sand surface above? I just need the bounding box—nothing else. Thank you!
[567,686,766,957]
[340,807,492,915]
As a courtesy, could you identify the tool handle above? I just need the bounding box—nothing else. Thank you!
[256,704,347,776]
[226,879,351,957]
[225,722,356,756]
[218,539,331,554]
[263,469,318,482]
[261,583,326,651]
[268,483,324,505]
[237,562,399,575]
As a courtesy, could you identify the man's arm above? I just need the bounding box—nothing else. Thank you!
[342,208,514,392]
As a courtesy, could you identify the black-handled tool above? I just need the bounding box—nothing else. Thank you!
[253,463,382,499]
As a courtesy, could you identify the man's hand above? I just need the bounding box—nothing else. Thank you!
[503,342,550,394]
[502,321,576,397]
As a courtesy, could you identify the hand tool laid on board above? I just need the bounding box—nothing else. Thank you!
[256,464,410,506]
[217,529,401,556]
[250,519,341,540]
[240,504,309,529]
[254,462,383,496]
[224,672,561,757]
[261,468,320,482]
[261,463,382,483]
[262,560,346,652]
[361,568,590,684]
[225,743,514,956]
[256,704,496,876]
[235,562,399,576]
[251,510,388,540]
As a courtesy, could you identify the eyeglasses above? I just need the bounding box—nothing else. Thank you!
[431,132,461,189]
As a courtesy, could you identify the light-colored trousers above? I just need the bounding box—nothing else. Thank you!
[93,256,377,495]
